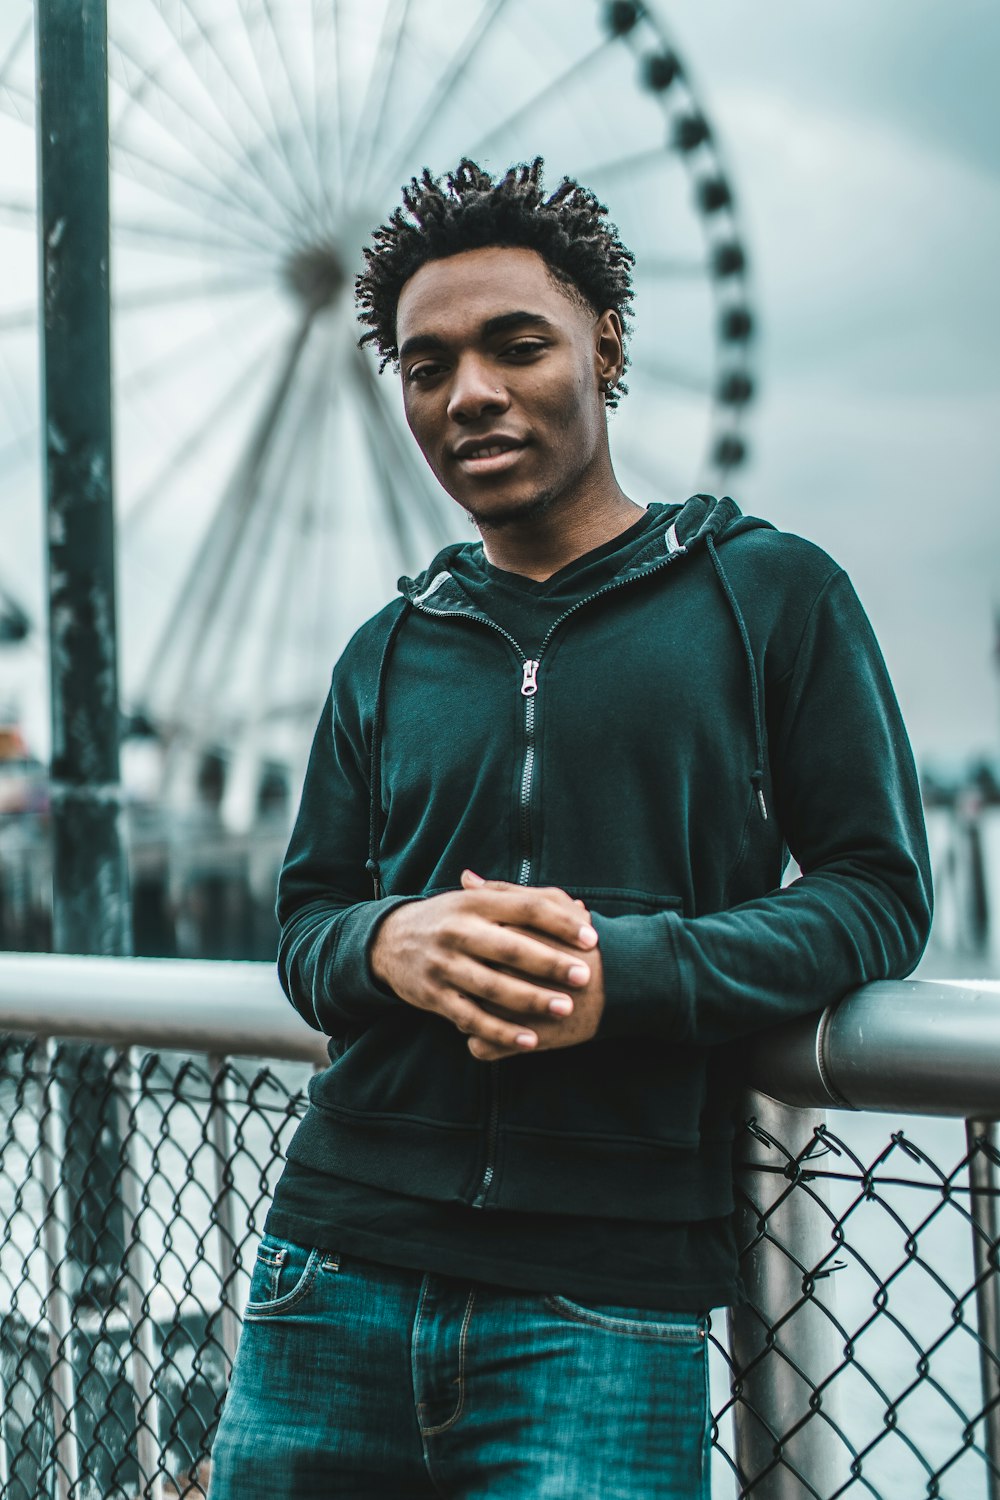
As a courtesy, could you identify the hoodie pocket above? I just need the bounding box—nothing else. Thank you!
[567,887,683,918]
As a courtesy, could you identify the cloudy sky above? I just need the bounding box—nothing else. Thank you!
[660,0,1000,774]
[0,0,997,777]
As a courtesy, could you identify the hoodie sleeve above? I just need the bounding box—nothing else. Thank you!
[275,656,416,1038]
[594,567,933,1045]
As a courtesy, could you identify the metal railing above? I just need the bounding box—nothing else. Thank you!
[1,954,998,1499]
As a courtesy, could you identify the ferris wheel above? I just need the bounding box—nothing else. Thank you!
[0,0,756,807]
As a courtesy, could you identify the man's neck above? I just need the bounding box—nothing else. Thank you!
[478,484,645,582]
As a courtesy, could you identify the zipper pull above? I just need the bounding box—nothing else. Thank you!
[521,659,540,697]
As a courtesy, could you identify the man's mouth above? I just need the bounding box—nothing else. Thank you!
[453,436,527,472]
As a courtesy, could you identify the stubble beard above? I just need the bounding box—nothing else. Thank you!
[463,485,561,534]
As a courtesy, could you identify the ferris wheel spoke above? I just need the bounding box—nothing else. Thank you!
[368,0,514,208]
[111,37,297,246]
[0,197,36,228]
[121,325,275,536]
[213,0,322,233]
[114,271,270,312]
[307,0,341,219]
[343,0,412,191]
[0,16,32,122]
[630,357,711,396]
[112,137,290,259]
[0,14,31,80]
[353,351,453,549]
[236,0,326,225]
[150,0,314,236]
[465,36,615,160]
[265,381,340,712]
[199,366,332,719]
[118,284,274,398]
[351,378,422,574]
[111,215,276,265]
[0,80,32,125]
[0,307,35,332]
[639,256,707,280]
[188,413,311,717]
[574,146,671,187]
[0,432,35,474]
[141,306,317,711]
[328,0,348,199]
[0,338,32,430]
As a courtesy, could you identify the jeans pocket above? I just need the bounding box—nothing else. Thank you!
[244,1233,338,1319]
[544,1295,708,1341]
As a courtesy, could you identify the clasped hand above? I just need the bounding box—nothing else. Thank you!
[369,869,604,1061]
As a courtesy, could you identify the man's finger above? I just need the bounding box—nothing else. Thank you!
[458,875,598,950]
[468,1036,523,1062]
[446,992,538,1052]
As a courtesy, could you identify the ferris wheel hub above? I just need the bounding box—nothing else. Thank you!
[282,242,346,312]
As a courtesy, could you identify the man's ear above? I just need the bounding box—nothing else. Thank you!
[594,308,625,387]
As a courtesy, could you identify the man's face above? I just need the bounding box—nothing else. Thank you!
[394,245,619,529]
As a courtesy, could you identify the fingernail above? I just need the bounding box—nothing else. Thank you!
[516,1031,537,1048]
[548,996,573,1016]
[567,964,590,986]
[463,869,485,886]
[578,924,598,948]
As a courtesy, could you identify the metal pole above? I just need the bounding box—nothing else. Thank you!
[208,1055,243,1373]
[39,1042,80,1500]
[728,1093,846,1497]
[967,1118,1000,1499]
[37,0,129,958]
[118,1050,166,1500]
[36,5,132,1492]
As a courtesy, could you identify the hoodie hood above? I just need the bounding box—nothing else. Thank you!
[398,493,768,608]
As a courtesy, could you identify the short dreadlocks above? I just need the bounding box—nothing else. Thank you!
[355,158,635,409]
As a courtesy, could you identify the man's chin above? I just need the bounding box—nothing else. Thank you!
[460,487,559,533]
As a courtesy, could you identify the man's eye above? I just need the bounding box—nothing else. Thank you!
[505,340,546,357]
[406,363,443,383]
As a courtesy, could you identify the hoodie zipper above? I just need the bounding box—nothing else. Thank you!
[412,545,692,1209]
[411,605,530,1209]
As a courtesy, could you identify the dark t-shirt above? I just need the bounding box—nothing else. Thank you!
[266,508,742,1310]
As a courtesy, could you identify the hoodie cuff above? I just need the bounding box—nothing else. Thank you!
[320,895,422,1019]
[591,911,690,1041]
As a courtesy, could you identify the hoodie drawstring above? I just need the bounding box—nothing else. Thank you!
[706,533,768,822]
[367,601,411,898]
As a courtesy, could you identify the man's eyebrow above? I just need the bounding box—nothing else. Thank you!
[397,332,447,362]
[480,311,555,338]
[398,312,555,363]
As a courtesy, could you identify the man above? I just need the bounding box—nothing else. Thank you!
[209,159,931,1499]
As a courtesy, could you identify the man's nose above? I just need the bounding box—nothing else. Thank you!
[447,357,509,424]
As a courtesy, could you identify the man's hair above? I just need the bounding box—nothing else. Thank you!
[355,158,635,408]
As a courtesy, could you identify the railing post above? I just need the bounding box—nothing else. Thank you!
[728,1092,846,1497]
[967,1117,1000,1498]
[118,1050,165,1500]
[208,1055,242,1373]
[0,1359,8,1494]
[39,1042,80,1500]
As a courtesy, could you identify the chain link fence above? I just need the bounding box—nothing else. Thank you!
[0,1034,997,1499]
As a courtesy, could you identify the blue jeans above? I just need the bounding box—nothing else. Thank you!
[208,1233,711,1499]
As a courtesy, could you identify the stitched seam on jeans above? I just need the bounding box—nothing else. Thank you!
[420,1288,476,1437]
[244,1250,321,1318]
[544,1295,708,1341]
[412,1275,432,1439]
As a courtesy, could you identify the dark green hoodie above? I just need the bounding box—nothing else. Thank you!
[277,495,932,1221]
